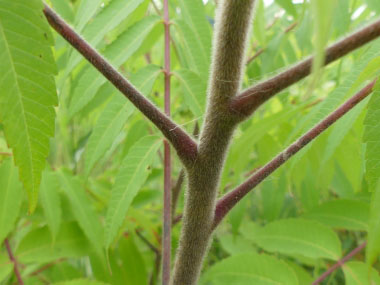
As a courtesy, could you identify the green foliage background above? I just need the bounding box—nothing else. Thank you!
[1,0,380,284]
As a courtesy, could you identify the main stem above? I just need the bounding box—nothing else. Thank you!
[172,1,256,284]
[162,0,172,284]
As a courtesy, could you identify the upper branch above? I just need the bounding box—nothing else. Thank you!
[230,19,380,121]
[214,79,377,228]
[43,4,197,165]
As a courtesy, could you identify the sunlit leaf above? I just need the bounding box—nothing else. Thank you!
[343,262,380,285]
[202,253,298,285]
[0,0,57,212]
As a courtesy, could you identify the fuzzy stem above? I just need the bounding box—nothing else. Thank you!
[5,238,24,285]
[42,4,197,165]
[162,0,172,283]
[312,242,367,284]
[231,19,380,120]
[172,1,256,284]
[214,80,376,227]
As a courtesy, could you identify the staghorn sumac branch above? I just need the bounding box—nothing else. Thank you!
[42,4,197,166]
[162,0,172,283]
[4,238,23,285]
[231,19,380,121]
[214,80,377,228]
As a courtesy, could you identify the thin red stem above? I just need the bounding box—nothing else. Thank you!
[42,4,197,164]
[231,19,380,120]
[214,80,377,228]
[312,242,367,284]
[162,0,171,284]
[4,239,24,285]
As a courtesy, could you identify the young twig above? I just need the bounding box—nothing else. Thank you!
[162,0,172,283]
[231,19,380,120]
[214,80,376,227]
[312,242,367,284]
[4,238,24,285]
[42,4,197,165]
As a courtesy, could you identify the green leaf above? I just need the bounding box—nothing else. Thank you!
[118,234,147,284]
[173,69,207,118]
[0,253,12,283]
[53,280,109,285]
[0,159,22,245]
[253,0,266,46]
[285,261,313,285]
[84,65,161,176]
[177,0,212,78]
[310,0,337,88]
[302,199,369,231]
[364,80,380,190]
[66,0,146,74]
[365,0,380,13]
[69,16,160,117]
[0,0,58,212]
[16,222,91,263]
[245,219,342,260]
[343,262,380,285]
[40,170,62,241]
[73,0,103,32]
[366,182,380,266]
[50,0,74,23]
[275,0,298,18]
[105,136,161,248]
[58,170,104,254]
[202,253,298,285]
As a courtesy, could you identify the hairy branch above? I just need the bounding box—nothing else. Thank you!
[313,242,367,284]
[4,238,24,285]
[172,1,256,284]
[162,0,172,283]
[42,4,197,165]
[231,19,380,120]
[214,80,376,227]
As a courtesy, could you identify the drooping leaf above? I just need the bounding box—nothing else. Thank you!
[364,80,380,190]
[69,16,160,117]
[0,159,22,245]
[244,219,342,260]
[310,0,337,88]
[58,170,104,254]
[177,0,212,78]
[16,222,91,263]
[343,262,380,285]
[0,0,58,212]
[201,253,298,285]
[105,136,161,248]
[173,69,207,118]
[84,64,161,176]
[40,170,62,240]
[366,182,380,266]
[302,199,369,231]
[66,0,146,74]
[275,0,298,18]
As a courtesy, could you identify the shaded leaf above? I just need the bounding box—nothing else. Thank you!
[366,182,380,266]
[40,170,62,240]
[343,262,380,285]
[16,222,91,263]
[59,170,104,254]
[105,136,161,248]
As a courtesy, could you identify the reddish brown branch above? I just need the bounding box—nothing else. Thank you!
[313,242,367,284]
[42,5,197,165]
[231,19,380,120]
[4,239,24,285]
[162,0,172,283]
[214,80,376,228]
